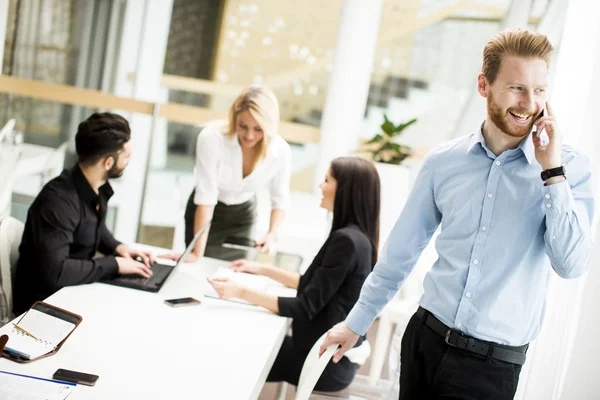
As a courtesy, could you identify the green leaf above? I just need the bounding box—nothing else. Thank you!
[366,134,384,144]
[387,142,401,152]
[390,118,418,136]
[380,114,395,136]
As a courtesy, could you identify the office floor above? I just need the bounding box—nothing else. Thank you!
[258,318,396,400]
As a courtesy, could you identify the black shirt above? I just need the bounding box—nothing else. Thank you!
[13,165,121,314]
[278,225,373,353]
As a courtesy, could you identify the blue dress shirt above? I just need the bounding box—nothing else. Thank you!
[346,125,595,346]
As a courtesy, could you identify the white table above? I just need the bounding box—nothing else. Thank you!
[0,257,290,399]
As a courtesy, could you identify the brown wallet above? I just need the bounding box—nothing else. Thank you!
[0,301,83,363]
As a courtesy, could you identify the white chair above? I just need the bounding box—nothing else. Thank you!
[0,217,25,325]
[291,333,394,400]
[41,141,68,184]
[367,297,418,382]
[295,332,340,400]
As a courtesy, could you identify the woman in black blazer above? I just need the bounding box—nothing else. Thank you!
[208,156,381,392]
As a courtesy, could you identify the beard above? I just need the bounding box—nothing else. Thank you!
[106,163,125,180]
[487,91,536,138]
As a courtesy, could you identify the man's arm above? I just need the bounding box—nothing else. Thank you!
[543,152,595,278]
[97,221,121,255]
[345,154,442,336]
[32,197,119,292]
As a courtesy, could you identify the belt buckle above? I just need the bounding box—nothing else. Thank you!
[444,328,463,348]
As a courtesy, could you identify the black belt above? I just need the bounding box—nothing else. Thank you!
[416,307,528,366]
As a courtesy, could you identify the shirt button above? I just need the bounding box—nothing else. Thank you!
[495,161,501,166]
[473,260,479,265]
[545,194,551,199]
[487,193,493,199]
[466,292,472,298]
[546,203,552,208]
[481,226,487,231]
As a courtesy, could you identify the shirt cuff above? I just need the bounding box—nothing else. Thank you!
[193,190,218,206]
[95,255,119,278]
[277,296,300,318]
[345,302,377,336]
[105,237,121,254]
[271,199,290,211]
[542,180,574,217]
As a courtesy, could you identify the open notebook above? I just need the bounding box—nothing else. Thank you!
[0,302,82,361]
[205,267,296,305]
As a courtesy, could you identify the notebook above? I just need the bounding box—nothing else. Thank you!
[0,302,82,361]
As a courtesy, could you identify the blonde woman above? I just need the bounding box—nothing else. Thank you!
[184,85,291,261]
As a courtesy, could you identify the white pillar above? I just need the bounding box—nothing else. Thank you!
[111,0,173,243]
[451,0,533,140]
[313,0,384,189]
[0,0,8,72]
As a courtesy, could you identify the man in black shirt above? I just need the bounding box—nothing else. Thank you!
[13,112,154,314]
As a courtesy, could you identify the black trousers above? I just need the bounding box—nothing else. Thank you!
[184,190,256,261]
[399,311,523,400]
[267,336,359,392]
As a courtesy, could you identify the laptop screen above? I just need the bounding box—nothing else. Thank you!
[173,221,211,268]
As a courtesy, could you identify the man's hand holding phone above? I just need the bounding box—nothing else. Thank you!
[532,101,564,174]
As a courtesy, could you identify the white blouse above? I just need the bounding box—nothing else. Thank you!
[193,122,291,210]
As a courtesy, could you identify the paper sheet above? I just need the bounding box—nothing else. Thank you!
[205,267,297,303]
[18,309,76,346]
[0,370,75,400]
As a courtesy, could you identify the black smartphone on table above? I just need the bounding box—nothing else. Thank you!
[53,368,99,386]
[164,297,201,307]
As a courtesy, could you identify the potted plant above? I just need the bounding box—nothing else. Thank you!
[360,114,417,256]
[363,114,416,165]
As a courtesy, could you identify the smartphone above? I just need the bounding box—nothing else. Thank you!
[223,236,260,250]
[164,297,201,307]
[534,108,545,137]
[53,368,99,386]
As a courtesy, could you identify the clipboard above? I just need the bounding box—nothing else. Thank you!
[0,301,82,363]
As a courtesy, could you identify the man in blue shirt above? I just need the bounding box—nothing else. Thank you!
[320,28,595,399]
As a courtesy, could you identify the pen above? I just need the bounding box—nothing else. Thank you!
[12,323,40,340]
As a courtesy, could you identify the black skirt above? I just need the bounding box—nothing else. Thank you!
[184,189,257,261]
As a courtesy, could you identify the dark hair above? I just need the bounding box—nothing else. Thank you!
[329,157,381,266]
[75,112,131,166]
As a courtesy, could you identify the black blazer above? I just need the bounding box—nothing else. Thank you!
[278,225,374,353]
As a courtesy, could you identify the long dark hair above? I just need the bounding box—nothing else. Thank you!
[329,157,381,266]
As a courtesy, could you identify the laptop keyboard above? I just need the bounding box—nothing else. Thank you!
[113,263,172,287]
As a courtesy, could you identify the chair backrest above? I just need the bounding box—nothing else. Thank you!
[42,141,68,184]
[0,217,25,324]
[274,251,304,273]
[295,332,340,400]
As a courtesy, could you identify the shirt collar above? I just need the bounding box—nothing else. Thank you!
[466,121,487,154]
[466,120,535,165]
[517,132,535,165]
[72,164,114,207]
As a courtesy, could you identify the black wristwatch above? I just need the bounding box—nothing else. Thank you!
[541,165,566,182]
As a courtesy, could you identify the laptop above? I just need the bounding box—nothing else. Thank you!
[100,222,210,293]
